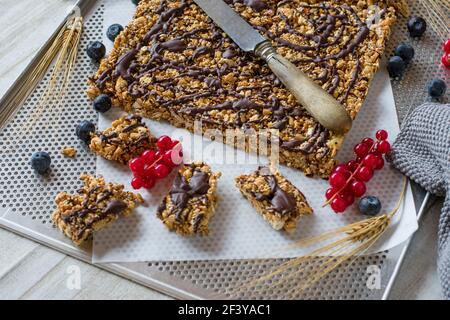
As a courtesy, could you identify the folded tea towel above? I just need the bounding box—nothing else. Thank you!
[388,102,450,299]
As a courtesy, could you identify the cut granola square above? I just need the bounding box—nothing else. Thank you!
[156,161,221,236]
[89,115,156,164]
[52,174,144,245]
[235,166,313,232]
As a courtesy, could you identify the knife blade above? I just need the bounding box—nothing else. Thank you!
[193,0,352,133]
[193,0,266,52]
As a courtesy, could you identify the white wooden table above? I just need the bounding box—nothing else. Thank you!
[0,0,443,300]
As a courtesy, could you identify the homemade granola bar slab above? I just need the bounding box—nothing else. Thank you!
[235,166,313,232]
[88,0,402,177]
[89,115,156,164]
[52,174,144,245]
[156,162,221,236]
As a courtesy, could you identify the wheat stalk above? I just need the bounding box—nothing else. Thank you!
[232,177,407,299]
[418,0,450,40]
[5,16,83,152]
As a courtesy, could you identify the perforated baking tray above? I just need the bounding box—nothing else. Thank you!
[0,0,446,299]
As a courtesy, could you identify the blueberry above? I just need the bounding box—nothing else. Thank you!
[76,120,96,144]
[387,56,406,78]
[86,41,106,61]
[407,16,427,38]
[427,79,447,99]
[358,196,382,216]
[107,24,123,41]
[93,94,112,113]
[31,151,51,174]
[395,44,415,64]
[131,0,140,5]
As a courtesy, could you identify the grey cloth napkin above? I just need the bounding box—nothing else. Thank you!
[388,103,450,299]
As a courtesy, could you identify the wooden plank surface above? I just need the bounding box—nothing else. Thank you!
[0,0,442,300]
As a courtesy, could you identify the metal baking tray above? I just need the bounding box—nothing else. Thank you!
[0,0,444,299]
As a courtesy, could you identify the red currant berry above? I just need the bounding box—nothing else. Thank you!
[170,143,184,166]
[333,164,347,173]
[354,143,369,157]
[329,172,347,189]
[373,154,385,170]
[340,190,355,206]
[170,139,181,148]
[333,165,351,179]
[375,129,388,141]
[350,180,366,197]
[162,150,175,167]
[154,150,164,160]
[154,164,169,179]
[347,160,360,172]
[141,150,156,164]
[143,165,155,177]
[441,52,450,68]
[444,39,450,53]
[362,154,379,169]
[128,157,145,174]
[361,137,374,148]
[356,166,373,182]
[142,176,156,189]
[375,140,391,154]
[331,197,347,213]
[131,176,143,189]
[325,187,338,200]
[156,135,173,151]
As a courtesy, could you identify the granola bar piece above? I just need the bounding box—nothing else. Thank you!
[62,147,77,158]
[89,115,156,164]
[52,174,144,245]
[87,0,403,177]
[235,166,312,232]
[156,161,221,235]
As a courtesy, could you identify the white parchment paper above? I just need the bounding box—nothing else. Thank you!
[92,0,418,263]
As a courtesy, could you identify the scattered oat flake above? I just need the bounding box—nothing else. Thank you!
[62,147,77,158]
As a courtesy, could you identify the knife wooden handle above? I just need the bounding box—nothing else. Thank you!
[255,42,352,133]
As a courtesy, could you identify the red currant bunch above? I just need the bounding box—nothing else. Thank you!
[129,135,183,190]
[325,129,391,213]
[441,39,450,69]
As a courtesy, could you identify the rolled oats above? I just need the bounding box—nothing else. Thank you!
[88,0,400,177]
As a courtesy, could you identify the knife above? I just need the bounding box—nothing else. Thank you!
[193,0,352,133]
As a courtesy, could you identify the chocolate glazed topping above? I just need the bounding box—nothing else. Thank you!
[254,167,296,215]
[104,200,128,215]
[74,199,128,240]
[97,0,379,152]
[158,168,210,223]
[62,185,128,241]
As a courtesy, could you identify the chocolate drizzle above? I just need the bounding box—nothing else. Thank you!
[99,115,149,146]
[114,48,138,81]
[159,166,210,221]
[95,0,383,153]
[104,200,128,215]
[281,123,329,153]
[254,167,296,215]
[62,186,128,241]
